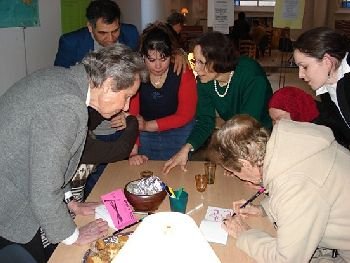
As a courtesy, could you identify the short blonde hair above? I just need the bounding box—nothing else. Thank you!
[209,114,270,172]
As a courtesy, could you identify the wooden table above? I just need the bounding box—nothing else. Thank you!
[49,160,275,263]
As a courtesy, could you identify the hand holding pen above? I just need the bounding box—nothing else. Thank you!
[224,187,265,221]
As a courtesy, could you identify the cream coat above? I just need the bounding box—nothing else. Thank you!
[236,120,350,262]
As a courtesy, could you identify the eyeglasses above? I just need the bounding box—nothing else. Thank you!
[190,58,207,69]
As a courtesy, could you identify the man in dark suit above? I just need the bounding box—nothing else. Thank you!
[0,44,147,263]
[54,0,140,198]
[54,0,139,68]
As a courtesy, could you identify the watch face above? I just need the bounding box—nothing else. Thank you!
[64,196,74,204]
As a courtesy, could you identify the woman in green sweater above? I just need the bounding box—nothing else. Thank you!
[163,31,272,174]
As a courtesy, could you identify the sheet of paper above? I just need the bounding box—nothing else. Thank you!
[204,206,233,222]
[101,189,136,230]
[199,206,233,245]
[95,204,117,230]
[199,220,228,245]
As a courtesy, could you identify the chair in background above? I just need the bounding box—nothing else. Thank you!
[335,20,350,39]
[278,49,298,89]
[239,39,257,59]
[265,29,272,56]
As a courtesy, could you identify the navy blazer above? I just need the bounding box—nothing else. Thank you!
[54,24,139,68]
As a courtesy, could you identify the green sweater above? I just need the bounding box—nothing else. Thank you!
[187,56,272,150]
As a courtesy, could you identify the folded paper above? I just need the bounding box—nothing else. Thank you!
[199,206,233,245]
[101,189,136,230]
[95,204,117,230]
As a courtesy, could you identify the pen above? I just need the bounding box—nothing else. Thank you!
[186,203,204,215]
[133,211,153,215]
[160,182,176,198]
[112,216,145,235]
[225,187,265,220]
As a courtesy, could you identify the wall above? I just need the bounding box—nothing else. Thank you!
[0,0,61,97]
[116,0,142,32]
[2,0,339,98]
[290,0,338,40]
[141,0,167,29]
[0,0,173,97]
[117,0,169,32]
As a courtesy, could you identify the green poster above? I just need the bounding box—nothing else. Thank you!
[0,0,39,28]
[61,0,91,34]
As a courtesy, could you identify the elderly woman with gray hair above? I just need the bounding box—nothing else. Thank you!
[209,114,350,262]
[0,44,147,262]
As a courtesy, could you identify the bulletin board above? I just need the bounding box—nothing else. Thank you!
[0,0,39,28]
[61,0,91,34]
[273,0,305,29]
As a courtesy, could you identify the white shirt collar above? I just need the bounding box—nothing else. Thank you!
[86,86,90,106]
[316,52,350,105]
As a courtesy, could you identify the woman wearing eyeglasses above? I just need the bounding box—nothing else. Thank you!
[163,31,272,174]
[209,114,350,262]
[128,24,197,164]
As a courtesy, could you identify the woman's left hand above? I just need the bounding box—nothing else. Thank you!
[173,50,188,75]
[68,200,101,216]
[110,112,127,131]
[222,215,251,239]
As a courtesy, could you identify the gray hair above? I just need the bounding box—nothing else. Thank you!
[82,43,148,91]
[208,114,270,172]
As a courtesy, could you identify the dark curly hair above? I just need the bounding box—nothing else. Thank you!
[140,23,173,58]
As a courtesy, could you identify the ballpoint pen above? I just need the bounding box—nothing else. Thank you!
[160,181,176,198]
[224,187,265,221]
[186,203,204,215]
[112,215,147,235]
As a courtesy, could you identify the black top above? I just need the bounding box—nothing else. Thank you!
[139,64,181,121]
[80,107,138,164]
[314,55,350,148]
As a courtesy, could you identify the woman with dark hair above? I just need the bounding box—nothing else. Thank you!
[209,114,350,262]
[163,31,272,174]
[166,12,185,48]
[128,24,197,164]
[293,27,350,148]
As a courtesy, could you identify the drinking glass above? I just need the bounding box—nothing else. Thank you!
[204,162,216,184]
[195,174,208,192]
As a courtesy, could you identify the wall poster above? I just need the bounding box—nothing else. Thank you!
[0,0,39,28]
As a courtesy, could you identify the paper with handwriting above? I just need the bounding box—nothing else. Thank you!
[199,206,233,245]
[101,189,136,230]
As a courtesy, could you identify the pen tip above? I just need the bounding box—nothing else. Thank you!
[258,187,265,193]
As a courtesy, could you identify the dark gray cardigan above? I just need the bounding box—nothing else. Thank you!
[0,65,88,244]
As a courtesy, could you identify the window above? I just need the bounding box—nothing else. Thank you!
[233,0,275,6]
[341,0,350,8]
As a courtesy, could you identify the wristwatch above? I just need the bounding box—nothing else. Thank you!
[63,191,74,204]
